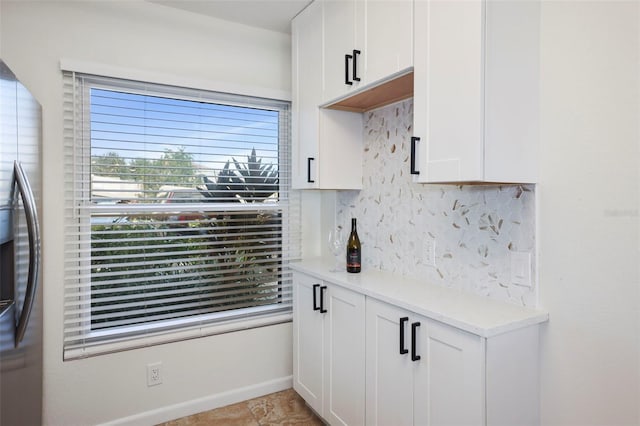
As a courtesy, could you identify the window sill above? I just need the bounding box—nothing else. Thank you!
[63,310,292,360]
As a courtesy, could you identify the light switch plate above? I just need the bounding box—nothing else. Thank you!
[510,251,532,288]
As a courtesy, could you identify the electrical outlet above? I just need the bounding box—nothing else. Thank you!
[147,362,162,387]
[424,238,436,267]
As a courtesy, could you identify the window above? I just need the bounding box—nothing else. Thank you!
[63,71,300,359]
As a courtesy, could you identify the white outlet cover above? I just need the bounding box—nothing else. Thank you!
[147,362,163,387]
[510,251,532,288]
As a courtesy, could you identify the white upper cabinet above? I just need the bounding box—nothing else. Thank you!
[322,0,363,103]
[361,0,414,87]
[412,0,540,184]
[291,1,415,190]
[322,0,414,106]
[291,1,363,189]
[292,1,323,189]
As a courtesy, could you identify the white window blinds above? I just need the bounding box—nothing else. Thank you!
[62,71,301,359]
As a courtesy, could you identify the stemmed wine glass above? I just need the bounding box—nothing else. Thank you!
[328,227,345,272]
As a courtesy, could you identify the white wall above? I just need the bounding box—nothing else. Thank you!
[538,2,639,425]
[1,1,295,424]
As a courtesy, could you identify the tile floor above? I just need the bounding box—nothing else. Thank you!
[158,388,324,426]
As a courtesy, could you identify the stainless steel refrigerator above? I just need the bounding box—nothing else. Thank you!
[0,60,43,426]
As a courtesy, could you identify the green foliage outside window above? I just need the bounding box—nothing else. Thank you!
[92,147,198,196]
[90,149,282,329]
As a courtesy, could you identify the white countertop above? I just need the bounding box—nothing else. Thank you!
[290,258,549,338]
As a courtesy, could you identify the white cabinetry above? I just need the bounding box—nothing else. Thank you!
[292,272,323,411]
[412,0,539,183]
[322,0,362,103]
[322,0,414,105]
[291,1,363,189]
[366,298,483,426]
[365,300,423,426]
[427,320,485,425]
[361,0,413,88]
[291,0,415,189]
[291,260,546,426]
[292,272,366,425]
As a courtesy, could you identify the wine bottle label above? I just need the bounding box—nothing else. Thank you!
[347,249,361,268]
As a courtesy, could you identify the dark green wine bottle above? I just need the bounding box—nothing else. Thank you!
[346,218,361,273]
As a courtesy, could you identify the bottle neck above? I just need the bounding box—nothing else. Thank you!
[351,218,357,233]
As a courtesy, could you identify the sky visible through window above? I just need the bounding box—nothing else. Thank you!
[89,88,279,200]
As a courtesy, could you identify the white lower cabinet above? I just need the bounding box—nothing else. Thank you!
[366,298,484,426]
[365,299,422,426]
[292,272,366,425]
[293,268,543,426]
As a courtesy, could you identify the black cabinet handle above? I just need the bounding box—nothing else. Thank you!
[399,317,409,355]
[345,54,353,85]
[320,286,327,313]
[411,322,421,361]
[352,50,361,82]
[307,157,315,183]
[312,284,320,311]
[410,136,420,175]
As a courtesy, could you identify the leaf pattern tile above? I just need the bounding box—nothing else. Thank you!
[336,99,537,307]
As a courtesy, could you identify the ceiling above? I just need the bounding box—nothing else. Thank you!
[147,0,313,34]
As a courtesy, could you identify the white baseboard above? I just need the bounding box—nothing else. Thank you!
[101,376,293,426]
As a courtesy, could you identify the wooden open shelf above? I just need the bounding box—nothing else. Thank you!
[325,72,414,112]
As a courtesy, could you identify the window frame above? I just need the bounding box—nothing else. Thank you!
[63,71,298,359]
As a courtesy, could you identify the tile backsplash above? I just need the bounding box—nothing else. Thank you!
[335,99,537,307]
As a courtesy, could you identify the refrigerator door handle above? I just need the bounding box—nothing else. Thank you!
[13,161,40,348]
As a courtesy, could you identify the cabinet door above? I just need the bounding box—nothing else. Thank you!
[362,0,413,86]
[324,285,365,425]
[292,1,363,190]
[293,273,325,414]
[366,299,414,426]
[483,0,539,183]
[322,0,362,103]
[418,320,485,426]
[413,0,484,183]
[316,109,363,190]
[292,2,322,189]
